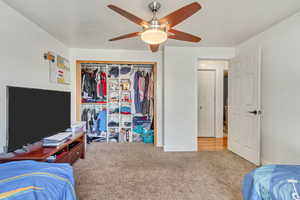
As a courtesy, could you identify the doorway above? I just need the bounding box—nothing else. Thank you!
[197,70,216,137]
[223,70,228,137]
[197,60,229,151]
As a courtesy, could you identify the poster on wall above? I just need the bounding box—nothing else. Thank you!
[48,53,70,85]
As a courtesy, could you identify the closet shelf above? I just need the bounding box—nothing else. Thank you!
[81,102,107,105]
[108,78,119,80]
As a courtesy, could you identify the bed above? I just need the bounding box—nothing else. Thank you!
[0,160,76,200]
[243,165,300,200]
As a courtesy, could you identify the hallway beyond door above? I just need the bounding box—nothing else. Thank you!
[198,137,228,151]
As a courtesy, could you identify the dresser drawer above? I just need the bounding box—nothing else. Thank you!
[69,143,83,164]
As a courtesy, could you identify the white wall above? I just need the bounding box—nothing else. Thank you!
[0,1,70,153]
[236,12,300,164]
[69,48,164,146]
[198,60,228,138]
[163,47,235,151]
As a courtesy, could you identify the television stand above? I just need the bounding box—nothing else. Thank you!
[0,132,86,165]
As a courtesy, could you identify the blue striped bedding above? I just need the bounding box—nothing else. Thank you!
[0,160,76,200]
[243,165,300,200]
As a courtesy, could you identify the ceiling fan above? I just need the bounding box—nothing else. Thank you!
[107,1,202,52]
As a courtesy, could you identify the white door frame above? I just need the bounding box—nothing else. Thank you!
[197,60,229,140]
[197,69,216,137]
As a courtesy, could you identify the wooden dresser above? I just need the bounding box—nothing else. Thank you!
[0,132,86,165]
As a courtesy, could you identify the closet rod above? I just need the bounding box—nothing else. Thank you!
[133,65,153,69]
[81,64,106,67]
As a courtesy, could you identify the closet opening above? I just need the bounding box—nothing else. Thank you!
[76,61,157,146]
[197,60,229,151]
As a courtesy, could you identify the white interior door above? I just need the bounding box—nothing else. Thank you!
[228,47,261,165]
[198,70,216,137]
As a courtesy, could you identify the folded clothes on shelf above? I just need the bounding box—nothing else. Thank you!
[123,122,131,127]
[133,116,150,125]
[119,128,131,143]
[133,132,143,143]
[108,121,119,127]
[120,66,131,74]
[120,106,131,114]
[109,107,119,114]
[109,67,119,78]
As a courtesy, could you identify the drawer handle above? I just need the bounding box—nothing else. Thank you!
[76,152,80,155]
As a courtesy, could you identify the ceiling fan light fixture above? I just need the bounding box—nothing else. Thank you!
[141,28,168,45]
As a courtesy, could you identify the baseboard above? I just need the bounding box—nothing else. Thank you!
[261,159,274,165]
[261,158,300,165]
[164,145,197,152]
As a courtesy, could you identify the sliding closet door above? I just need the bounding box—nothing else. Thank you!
[197,70,216,137]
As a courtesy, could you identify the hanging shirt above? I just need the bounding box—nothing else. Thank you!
[96,72,102,98]
[82,71,93,98]
[130,71,136,114]
[134,71,143,113]
[148,72,154,99]
[138,75,145,101]
[148,72,154,118]
[97,109,107,132]
[144,72,150,100]
[101,72,107,97]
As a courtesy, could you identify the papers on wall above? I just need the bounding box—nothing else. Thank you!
[49,52,70,85]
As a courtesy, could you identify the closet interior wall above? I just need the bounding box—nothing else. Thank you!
[76,61,157,145]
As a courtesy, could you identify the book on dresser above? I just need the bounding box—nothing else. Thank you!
[43,132,73,147]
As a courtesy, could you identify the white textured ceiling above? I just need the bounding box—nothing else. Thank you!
[3,0,300,50]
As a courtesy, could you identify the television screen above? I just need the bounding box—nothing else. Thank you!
[7,86,71,152]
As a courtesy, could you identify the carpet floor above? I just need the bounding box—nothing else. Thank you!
[73,143,255,200]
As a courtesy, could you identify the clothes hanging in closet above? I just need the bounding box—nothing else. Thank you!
[96,71,107,99]
[82,70,94,98]
[133,71,143,113]
[81,69,107,102]
[148,72,154,119]
[132,70,153,116]
[81,108,107,133]
[97,109,107,132]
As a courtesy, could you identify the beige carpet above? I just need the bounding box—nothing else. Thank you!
[73,143,255,200]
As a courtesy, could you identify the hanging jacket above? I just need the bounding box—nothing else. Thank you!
[101,72,107,97]
[138,75,145,101]
[97,109,107,132]
[130,71,136,114]
[134,71,143,113]
[96,72,103,98]
[82,71,93,97]
[91,69,98,100]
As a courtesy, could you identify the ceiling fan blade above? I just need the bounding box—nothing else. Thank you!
[149,44,159,52]
[159,2,201,28]
[109,32,140,41]
[168,29,201,42]
[108,5,149,27]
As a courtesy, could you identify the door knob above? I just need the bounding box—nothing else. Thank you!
[248,110,257,115]
[248,110,261,115]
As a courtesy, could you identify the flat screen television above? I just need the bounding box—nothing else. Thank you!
[6,86,71,153]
